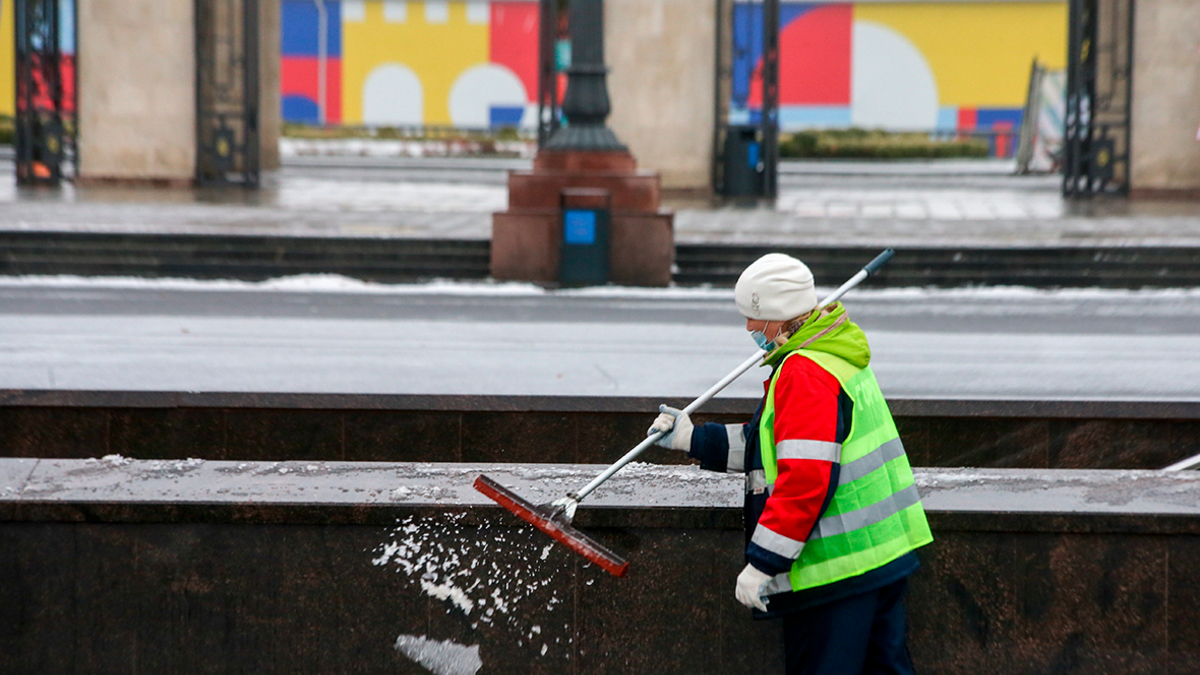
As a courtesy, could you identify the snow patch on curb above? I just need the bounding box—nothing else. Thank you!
[5,272,1200,302]
[0,274,548,295]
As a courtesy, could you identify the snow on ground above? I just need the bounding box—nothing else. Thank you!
[3,272,1200,302]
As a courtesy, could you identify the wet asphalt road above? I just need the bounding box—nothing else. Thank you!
[2,282,1198,400]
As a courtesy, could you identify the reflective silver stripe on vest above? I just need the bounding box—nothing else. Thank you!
[746,469,768,495]
[809,483,922,541]
[838,438,907,485]
[763,572,793,596]
[751,523,806,559]
[726,424,747,473]
[776,439,842,463]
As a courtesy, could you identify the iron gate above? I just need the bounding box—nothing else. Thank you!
[195,0,260,186]
[14,0,75,185]
[1063,0,1134,197]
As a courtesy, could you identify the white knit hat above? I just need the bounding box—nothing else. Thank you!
[734,253,817,320]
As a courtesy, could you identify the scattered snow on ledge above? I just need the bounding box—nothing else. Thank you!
[393,634,482,675]
[371,512,588,661]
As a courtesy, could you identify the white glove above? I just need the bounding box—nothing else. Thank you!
[647,405,693,451]
[735,563,772,612]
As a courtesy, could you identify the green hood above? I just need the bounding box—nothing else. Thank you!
[761,302,871,370]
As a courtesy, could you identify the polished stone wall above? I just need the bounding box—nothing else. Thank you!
[77,0,196,182]
[3,391,1197,471]
[1131,0,1200,194]
[606,0,717,193]
[1,461,1197,675]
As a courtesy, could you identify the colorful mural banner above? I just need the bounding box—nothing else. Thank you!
[730,0,1068,141]
[282,0,539,128]
[0,0,1067,146]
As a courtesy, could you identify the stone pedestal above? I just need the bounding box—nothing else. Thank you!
[491,149,674,287]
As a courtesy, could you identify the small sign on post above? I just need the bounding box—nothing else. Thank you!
[564,210,597,245]
[559,188,611,286]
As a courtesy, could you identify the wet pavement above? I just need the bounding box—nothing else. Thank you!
[1,152,1199,245]
[4,281,1200,400]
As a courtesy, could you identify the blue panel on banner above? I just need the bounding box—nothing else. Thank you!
[282,0,343,56]
[564,210,597,245]
[489,106,525,128]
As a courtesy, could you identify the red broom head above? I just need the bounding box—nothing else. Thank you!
[473,474,629,577]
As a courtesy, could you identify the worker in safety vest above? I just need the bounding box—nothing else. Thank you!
[649,253,933,675]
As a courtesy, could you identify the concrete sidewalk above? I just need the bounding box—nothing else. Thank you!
[1,155,1199,246]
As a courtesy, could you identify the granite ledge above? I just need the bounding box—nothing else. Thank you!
[4,389,1200,419]
[2,460,1199,533]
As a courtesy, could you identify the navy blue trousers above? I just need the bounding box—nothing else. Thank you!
[781,577,915,675]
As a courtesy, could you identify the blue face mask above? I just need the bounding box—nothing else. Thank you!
[750,330,775,351]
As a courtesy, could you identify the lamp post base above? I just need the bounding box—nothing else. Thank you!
[491,149,674,287]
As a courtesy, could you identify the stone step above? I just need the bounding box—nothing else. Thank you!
[675,243,1200,288]
[4,231,1200,288]
[0,232,492,282]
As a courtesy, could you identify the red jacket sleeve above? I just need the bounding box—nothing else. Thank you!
[747,356,841,573]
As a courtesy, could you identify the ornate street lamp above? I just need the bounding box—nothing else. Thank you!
[543,0,625,151]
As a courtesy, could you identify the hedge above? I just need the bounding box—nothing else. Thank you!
[780,128,989,160]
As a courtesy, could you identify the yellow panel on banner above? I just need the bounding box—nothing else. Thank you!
[0,3,14,117]
[854,1,1068,108]
[341,0,489,125]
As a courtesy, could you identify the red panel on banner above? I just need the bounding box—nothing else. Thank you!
[490,1,540,102]
[779,4,852,105]
[282,56,343,123]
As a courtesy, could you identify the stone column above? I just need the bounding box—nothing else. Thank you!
[77,0,196,183]
[259,0,282,171]
[605,0,717,194]
[1130,0,1200,195]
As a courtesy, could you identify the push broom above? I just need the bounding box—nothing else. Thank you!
[474,249,896,577]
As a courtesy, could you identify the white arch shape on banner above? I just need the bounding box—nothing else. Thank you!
[363,63,424,126]
[448,63,530,128]
[851,21,939,131]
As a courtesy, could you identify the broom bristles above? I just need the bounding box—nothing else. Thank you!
[473,474,629,577]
